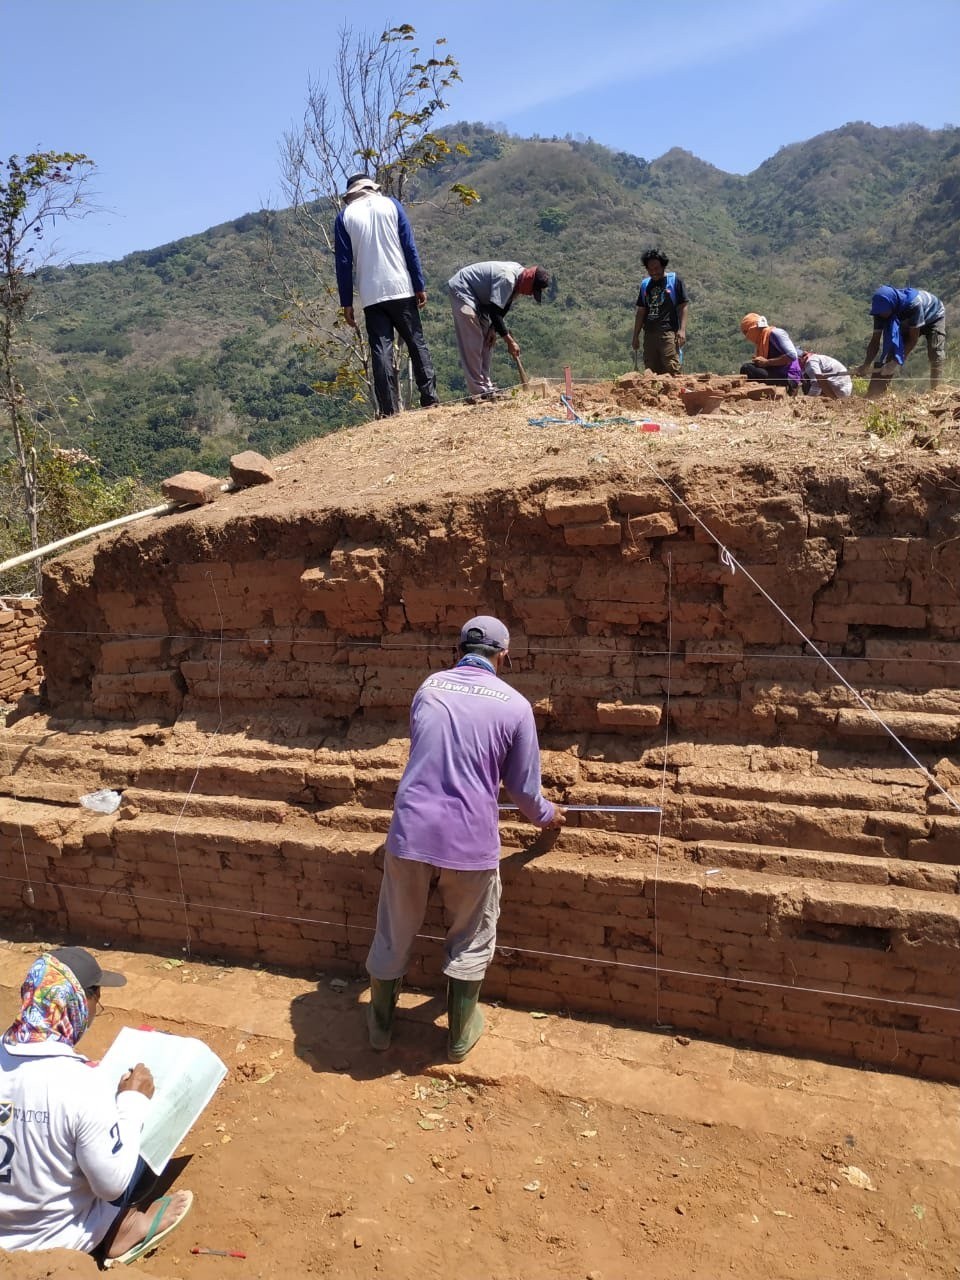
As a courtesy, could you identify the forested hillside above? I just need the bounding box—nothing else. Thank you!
[24,121,960,482]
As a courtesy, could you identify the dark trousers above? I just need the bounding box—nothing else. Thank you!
[364,297,437,416]
[111,1156,158,1209]
[740,362,799,392]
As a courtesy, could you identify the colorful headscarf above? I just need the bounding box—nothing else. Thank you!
[2,954,89,1048]
[740,313,773,358]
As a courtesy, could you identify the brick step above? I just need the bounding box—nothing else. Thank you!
[1,745,139,793]
[108,812,382,861]
[120,787,289,825]
[676,766,927,813]
[678,793,960,863]
[691,840,960,894]
[0,794,92,853]
[0,778,92,806]
[1,738,401,809]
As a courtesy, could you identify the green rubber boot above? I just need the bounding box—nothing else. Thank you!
[367,977,402,1051]
[447,979,484,1062]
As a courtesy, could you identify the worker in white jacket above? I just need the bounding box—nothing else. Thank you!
[0,948,192,1264]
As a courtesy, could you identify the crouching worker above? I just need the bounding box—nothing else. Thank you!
[739,313,802,392]
[0,948,192,1264]
[366,615,564,1061]
[798,349,852,398]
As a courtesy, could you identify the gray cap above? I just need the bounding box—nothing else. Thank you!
[459,615,510,651]
[50,946,126,990]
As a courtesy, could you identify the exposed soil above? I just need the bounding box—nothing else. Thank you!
[1,941,957,1280]
[48,377,958,551]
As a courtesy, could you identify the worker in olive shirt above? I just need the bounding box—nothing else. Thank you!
[365,616,564,1061]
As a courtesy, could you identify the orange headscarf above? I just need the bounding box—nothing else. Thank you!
[740,313,773,359]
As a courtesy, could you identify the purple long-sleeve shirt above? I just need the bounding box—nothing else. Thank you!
[385,661,556,871]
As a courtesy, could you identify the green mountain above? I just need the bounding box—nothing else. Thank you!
[22,121,960,483]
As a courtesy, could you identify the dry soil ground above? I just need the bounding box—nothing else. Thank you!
[0,940,957,1280]
[109,376,960,534]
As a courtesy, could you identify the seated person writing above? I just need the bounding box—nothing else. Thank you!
[0,947,192,1265]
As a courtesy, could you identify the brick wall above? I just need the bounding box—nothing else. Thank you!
[0,598,43,703]
[34,475,960,754]
[1,803,957,1081]
[1,460,959,1080]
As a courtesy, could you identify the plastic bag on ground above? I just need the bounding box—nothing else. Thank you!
[79,788,122,814]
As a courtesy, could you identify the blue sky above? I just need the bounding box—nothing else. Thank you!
[5,0,959,263]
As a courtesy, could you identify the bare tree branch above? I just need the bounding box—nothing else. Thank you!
[273,24,477,413]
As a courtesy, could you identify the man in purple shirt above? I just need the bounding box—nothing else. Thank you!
[365,615,564,1060]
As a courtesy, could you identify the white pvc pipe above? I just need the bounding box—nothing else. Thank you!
[0,482,235,576]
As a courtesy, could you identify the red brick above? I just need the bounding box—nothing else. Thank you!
[563,521,622,547]
[543,498,609,526]
[626,512,678,540]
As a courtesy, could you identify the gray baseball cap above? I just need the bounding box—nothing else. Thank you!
[459,615,510,651]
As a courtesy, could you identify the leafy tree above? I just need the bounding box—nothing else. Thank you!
[0,446,154,594]
[0,151,95,590]
[538,207,569,235]
[272,24,477,412]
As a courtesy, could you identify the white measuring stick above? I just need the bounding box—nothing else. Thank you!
[498,804,661,813]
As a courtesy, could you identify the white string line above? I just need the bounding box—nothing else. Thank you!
[170,573,226,955]
[629,455,960,816]
[1,868,956,1020]
[652,552,673,1026]
[34,629,960,668]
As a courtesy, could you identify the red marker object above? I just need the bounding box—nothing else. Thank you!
[190,1247,247,1258]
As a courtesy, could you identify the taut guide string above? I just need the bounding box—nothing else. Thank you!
[170,571,226,956]
[653,552,674,1027]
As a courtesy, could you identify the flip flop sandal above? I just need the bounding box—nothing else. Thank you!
[104,1189,194,1267]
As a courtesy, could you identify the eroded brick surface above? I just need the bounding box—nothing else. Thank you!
[3,456,960,1081]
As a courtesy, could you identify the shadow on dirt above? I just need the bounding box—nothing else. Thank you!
[289,981,455,1082]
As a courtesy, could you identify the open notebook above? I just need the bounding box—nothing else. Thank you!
[96,1026,228,1173]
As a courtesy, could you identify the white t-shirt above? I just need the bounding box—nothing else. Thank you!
[0,1038,148,1252]
[803,354,852,397]
[341,193,415,309]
